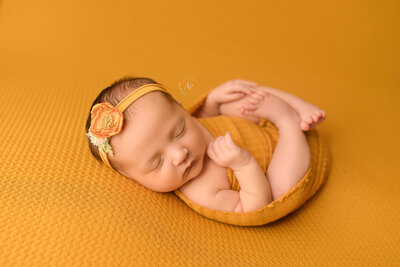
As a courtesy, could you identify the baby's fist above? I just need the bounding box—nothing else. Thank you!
[207,132,252,171]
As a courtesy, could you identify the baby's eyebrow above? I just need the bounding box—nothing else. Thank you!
[141,117,184,174]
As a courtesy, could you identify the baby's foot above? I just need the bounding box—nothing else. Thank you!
[241,89,326,131]
[239,90,300,128]
[296,103,326,131]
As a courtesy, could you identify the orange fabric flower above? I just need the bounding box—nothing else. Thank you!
[89,102,124,138]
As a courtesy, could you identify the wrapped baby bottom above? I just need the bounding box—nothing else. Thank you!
[173,115,331,226]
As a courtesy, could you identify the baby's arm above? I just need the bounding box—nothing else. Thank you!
[193,92,257,121]
[192,94,219,118]
[207,132,272,212]
[193,80,257,119]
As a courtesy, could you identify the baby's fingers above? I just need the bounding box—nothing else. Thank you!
[212,132,236,155]
[234,86,254,97]
[224,132,236,148]
[235,79,258,88]
[207,140,218,160]
[213,135,227,155]
[217,132,236,153]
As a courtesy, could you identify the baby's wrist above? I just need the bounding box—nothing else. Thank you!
[203,98,220,117]
[231,153,256,172]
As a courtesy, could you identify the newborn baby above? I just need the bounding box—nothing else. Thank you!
[85,77,326,213]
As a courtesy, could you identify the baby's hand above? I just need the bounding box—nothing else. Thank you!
[207,132,253,171]
[209,79,258,106]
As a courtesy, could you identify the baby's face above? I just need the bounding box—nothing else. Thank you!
[110,92,207,192]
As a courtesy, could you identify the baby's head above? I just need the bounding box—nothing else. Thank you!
[86,76,207,192]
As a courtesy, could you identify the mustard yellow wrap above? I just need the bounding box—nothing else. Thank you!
[174,96,331,226]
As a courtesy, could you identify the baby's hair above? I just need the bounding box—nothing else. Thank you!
[85,76,175,169]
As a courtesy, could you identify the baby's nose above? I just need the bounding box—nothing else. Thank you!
[172,147,189,165]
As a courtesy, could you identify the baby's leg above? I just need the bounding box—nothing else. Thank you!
[243,86,326,131]
[242,92,311,200]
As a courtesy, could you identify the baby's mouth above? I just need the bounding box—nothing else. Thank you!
[184,158,197,177]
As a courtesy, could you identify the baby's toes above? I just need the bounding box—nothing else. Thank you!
[251,89,269,97]
[317,110,326,118]
[247,97,259,105]
[240,102,256,112]
[300,121,311,131]
[312,114,319,123]
[247,94,263,105]
[317,111,327,123]
[254,90,268,98]
[244,99,258,110]
[240,108,255,117]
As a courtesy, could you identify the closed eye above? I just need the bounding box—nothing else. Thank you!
[177,123,185,137]
[152,123,185,171]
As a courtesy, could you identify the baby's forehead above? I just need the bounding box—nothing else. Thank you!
[124,102,181,134]
[117,106,181,158]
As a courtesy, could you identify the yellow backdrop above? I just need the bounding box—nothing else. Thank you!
[0,0,399,265]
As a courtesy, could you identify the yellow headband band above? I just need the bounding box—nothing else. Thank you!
[86,83,172,168]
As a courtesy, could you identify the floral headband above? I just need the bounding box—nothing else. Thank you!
[86,83,172,168]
